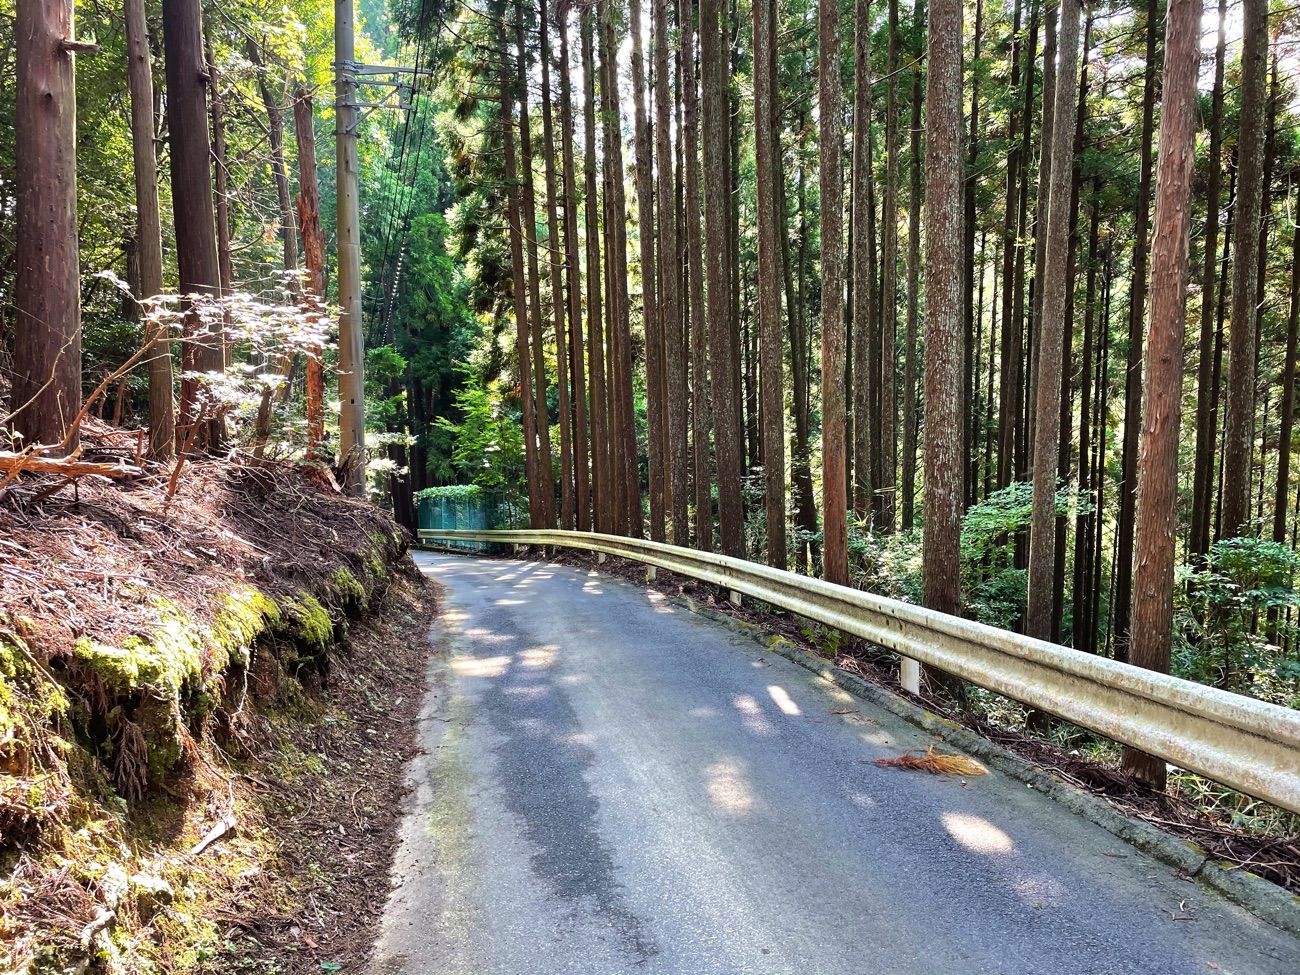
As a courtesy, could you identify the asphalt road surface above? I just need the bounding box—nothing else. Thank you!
[368,552,1300,975]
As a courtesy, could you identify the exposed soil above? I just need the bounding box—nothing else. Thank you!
[0,417,437,973]
[198,572,437,974]
[510,546,1300,896]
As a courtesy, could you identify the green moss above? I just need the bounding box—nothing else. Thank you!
[283,594,333,654]
[212,586,282,665]
[331,567,367,613]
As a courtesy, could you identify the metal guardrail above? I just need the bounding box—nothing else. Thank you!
[418,528,1300,814]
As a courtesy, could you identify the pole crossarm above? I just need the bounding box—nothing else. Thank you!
[418,528,1300,815]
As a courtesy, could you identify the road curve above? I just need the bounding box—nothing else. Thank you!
[368,552,1300,975]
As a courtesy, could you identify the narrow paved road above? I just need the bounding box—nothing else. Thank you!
[369,553,1300,975]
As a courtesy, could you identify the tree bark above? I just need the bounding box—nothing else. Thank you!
[539,0,574,531]
[1275,188,1300,545]
[1024,0,1080,642]
[961,0,981,511]
[900,0,924,530]
[125,0,173,460]
[559,10,589,532]
[293,88,327,460]
[630,0,665,541]
[655,0,688,547]
[246,39,299,290]
[850,0,875,520]
[1220,0,1267,538]
[601,15,643,536]
[821,0,848,585]
[880,0,901,530]
[922,0,965,677]
[162,0,223,451]
[581,13,609,534]
[501,20,543,528]
[996,0,1025,491]
[681,0,713,551]
[1123,0,1200,789]
[703,0,743,556]
[1112,0,1161,656]
[517,5,558,528]
[751,0,785,565]
[1189,0,1226,559]
[204,25,234,366]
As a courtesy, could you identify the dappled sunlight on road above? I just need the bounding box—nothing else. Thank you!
[705,759,756,815]
[732,693,776,736]
[452,654,512,678]
[520,646,559,668]
[941,812,1015,855]
[766,685,802,716]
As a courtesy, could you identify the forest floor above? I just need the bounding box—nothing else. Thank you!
[516,546,1300,897]
[0,416,437,974]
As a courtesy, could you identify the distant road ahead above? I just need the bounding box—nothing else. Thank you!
[368,552,1300,975]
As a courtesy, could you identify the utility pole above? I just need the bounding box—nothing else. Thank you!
[335,0,366,494]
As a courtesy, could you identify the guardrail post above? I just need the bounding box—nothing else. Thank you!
[900,657,921,694]
[729,590,742,607]
[646,566,657,581]
[597,552,606,564]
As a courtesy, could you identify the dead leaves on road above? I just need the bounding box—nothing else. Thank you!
[873,746,988,777]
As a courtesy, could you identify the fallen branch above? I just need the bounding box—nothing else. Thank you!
[0,452,143,480]
[191,814,238,856]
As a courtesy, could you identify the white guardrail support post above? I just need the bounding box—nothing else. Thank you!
[417,528,1300,814]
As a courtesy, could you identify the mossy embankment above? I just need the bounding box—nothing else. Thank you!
[0,456,430,974]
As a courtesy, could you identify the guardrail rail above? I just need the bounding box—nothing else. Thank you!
[418,528,1300,815]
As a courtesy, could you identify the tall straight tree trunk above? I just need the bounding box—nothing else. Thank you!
[125,0,172,459]
[517,6,558,528]
[850,0,875,519]
[681,0,713,551]
[703,0,743,556]
[656,0,688,546]
[1025,0,1056,472]
[293,88,327,460]
[162,0,223,451]
[880,0,902,530]
[996,0,1024,491]
[753,0,785,566]
[1275,190,1300,544]
[821,0,848,585]
[539,0,574,531]
[1123,0,1200,788]
[581,13,609,534]
[559,11,589,532]
[1025,0,1080,642]
[961,0,981,510]
[1220,0,1268,538]
[786,107,818,568]
[501,21,542,527]
[1190,0,1226,559]
[922,0,965,691]
[204,26,234,352]
[630,0,665,541]
[12,0,82,453]
[601,16,642,536]
[900,0,924,530]
[1052,18,1090,643]
[246,40,299,289]
[1073,176,1101,650]
[1112,0,1161,656]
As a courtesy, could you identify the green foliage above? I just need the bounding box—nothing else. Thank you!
[1175,538,1300,703]
[434,377,526,492]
